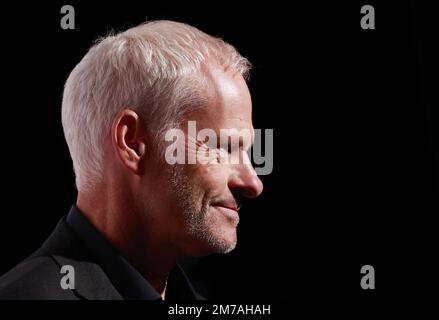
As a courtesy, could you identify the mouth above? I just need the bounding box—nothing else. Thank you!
[211,199,241,212]
[212,204,240,226]
[213,204,240,212]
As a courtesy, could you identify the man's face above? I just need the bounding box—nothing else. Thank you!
[146,68,263,256]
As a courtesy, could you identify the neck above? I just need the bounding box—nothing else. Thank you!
[77,187,178,298]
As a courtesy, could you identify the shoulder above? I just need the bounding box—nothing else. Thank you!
[0,253,121,300]
[0,255,78,299]
[0,216,121,300]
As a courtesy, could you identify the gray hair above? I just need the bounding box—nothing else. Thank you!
[61,20,251,192]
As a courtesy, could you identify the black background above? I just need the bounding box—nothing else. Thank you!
[0,1,436,299]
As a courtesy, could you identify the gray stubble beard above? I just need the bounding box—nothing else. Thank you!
[166,164,237,254]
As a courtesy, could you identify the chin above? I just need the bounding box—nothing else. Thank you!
[190,229,238,256]
[183,210,239,256]
[205,227,238,254]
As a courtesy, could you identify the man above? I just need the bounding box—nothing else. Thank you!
[0,20,263,300]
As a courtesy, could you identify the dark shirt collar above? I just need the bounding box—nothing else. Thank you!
[66,205,198,300]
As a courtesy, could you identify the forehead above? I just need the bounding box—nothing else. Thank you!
[190,68,253,131]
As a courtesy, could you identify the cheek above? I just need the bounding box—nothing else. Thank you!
[191,164,229,193]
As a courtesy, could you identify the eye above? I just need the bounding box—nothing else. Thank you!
[201,136,216,150]
[217,141,232,154]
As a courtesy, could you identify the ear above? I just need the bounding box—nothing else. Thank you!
[111,109,146,175]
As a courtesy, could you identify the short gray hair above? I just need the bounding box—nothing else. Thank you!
[61,20,251,192]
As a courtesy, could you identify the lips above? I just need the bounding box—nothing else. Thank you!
[212,203,240,212]
[213,204,240,226]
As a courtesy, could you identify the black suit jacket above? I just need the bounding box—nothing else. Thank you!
[0,212,203,300]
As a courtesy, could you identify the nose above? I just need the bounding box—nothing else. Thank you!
[228,164,264,199]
